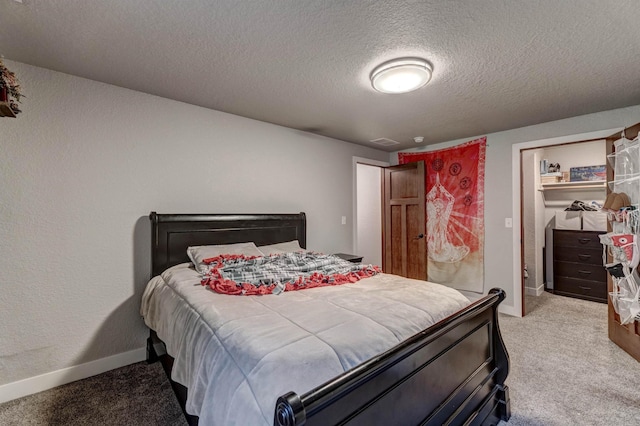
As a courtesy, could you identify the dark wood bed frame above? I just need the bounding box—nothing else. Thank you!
[146,211,511,426]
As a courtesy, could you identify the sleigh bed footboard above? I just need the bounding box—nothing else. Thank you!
[275,288,510,426]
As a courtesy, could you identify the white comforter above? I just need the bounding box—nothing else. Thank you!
[140,263,470,425]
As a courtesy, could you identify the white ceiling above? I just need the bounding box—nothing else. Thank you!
[2,0,640,151]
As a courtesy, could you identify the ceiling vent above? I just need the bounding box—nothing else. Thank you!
[369,138,400,146]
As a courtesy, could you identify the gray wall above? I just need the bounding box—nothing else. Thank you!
[0,61,389,391]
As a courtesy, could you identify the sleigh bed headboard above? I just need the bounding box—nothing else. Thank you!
[149,212,307,277]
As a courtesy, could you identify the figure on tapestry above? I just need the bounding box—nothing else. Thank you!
[426,173,470,263]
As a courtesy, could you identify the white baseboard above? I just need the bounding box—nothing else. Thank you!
[525,283,545,297]
[0,347,146,404]
[498,303,520,317]
[463,291,520,317]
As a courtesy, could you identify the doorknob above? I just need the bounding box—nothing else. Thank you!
[415,233,424,239]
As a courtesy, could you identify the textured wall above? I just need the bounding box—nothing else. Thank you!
[0,61,388,387]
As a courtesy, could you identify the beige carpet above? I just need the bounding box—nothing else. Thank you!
[0,361,186,425]
[499,292,640,425]
[1,292,638,425]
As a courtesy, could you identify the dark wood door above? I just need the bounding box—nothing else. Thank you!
[382,162,426,280]
[606,124,640,362]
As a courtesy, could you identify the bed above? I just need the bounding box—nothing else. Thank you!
[142,211,510,425]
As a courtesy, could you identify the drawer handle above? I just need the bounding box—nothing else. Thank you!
[578,270,592,276]
[578,238,591,244]
[578,286,591,291]
[577,254,591,261]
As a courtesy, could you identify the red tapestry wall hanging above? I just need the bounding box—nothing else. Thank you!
[398,137,486,293]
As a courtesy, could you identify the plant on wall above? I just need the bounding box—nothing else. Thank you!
[0,59,24,115]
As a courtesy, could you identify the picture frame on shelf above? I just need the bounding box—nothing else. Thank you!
[570,165,606,182]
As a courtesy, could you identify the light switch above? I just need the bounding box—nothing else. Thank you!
[505,218,513,228]
[341,216,347,225]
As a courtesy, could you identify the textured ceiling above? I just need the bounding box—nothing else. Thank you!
[2,0,640,151]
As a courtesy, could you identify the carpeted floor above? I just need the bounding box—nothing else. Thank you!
[0,361,187,425]
[499,292,640,425]
[1,292,639,425]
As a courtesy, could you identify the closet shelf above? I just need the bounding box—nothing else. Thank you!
[538,181,606,191]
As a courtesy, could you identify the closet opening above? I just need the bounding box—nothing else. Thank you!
[520,139,608,315]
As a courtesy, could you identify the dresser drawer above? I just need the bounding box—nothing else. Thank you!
[553,261,607,282]
[551,229,607,303]
[554,276,607,302]
[553,230,603,249]
[553,247,602,265]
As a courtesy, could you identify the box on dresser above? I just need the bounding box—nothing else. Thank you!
[555,211,582,230]
[582,210,608,231]
[552,229,607,303]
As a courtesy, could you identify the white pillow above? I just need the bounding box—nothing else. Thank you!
[187,242,264,273]
[258,240,305,256]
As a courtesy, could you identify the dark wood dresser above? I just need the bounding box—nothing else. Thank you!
[552,229,607,303]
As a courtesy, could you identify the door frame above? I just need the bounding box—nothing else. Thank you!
[510,127,623,317]
[352,156,390,259]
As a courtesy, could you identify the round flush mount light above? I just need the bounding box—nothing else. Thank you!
[370,58,432,94]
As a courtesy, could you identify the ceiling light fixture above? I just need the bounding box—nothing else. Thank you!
[370,58,432,94]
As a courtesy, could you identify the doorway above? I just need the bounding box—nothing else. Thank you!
[354,159,426,279]
[512,128,622,317]
[520,140,608,315]
[353,157,389,266]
